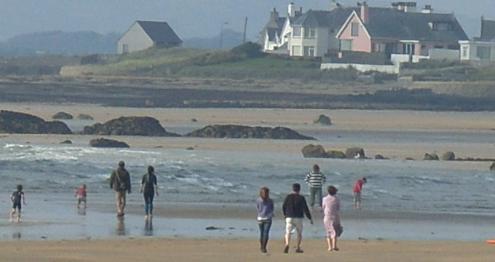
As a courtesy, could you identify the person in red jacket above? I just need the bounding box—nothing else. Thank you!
[353,177,367,209]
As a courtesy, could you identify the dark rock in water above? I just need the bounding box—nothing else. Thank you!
[52,112,73,120]
[405,157,415,161]
[205,226,223,231]
[314,114,332,125]
[187,125,315,140]
[83,116,180,137]
[441,151,456,161]
[89,138,129,148]
[186,147,195,150]
[0,110,72,134]
[191,118,198,122]
[375,154,387,160]
[327,150,346,159]
[60,140,72,144]
[77,114,94,120]
[490,162,495,171]
[345,147,365,159]
[424,153,439,161]
[302,144,328,158]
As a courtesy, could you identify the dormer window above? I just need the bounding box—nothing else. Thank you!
[430,22,453,31]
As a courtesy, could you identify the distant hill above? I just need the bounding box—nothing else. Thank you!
[183,29,246,49]
[0,31,120,56]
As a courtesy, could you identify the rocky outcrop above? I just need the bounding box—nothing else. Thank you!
[0,110,72,134]
[491,162,495,171]
[314,114,332,125]
[77,114,94,120]
[83,116,179,137]
[302,144,328,158]
[327,150,346,159]
[187,125,315,140]
[424,153,439,161]
[345,147,366,159]
[441,151,456,161]
[89,138,129,148]
[60,140,72,144]
[52,112,73,120]
[375,154,387,160]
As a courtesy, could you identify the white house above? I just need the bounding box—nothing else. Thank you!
[117,21,182,54]
[459,18,495,63]
[260,3,303,54]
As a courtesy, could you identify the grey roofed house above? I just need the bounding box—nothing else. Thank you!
[117,20,182,54]
[479,18,495,41]
[292,8,357,33]
[359,7,468,42]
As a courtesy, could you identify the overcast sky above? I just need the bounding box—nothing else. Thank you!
[0,0,492,41]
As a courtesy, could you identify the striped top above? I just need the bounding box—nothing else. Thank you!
[305,171,326,188]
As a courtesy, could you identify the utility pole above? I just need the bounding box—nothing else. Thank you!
[219,22,228,49]
[242,17,248,44]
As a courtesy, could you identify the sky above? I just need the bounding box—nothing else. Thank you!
[0,0,493,41]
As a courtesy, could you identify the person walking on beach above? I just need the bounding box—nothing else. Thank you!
[256,187,274,253]
[282,183,313,254]
[305,164,326,208]
[10,184,26,223]
[140,166,158,220]
[353,177,367,209]
[75,184,87,209]
[110,161,131,217]
[322,185,342,251]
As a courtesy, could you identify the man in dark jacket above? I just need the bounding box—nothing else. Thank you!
[282,183,313,254]
[110,161,131,217]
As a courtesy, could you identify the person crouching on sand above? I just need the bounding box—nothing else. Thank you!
[322,185,342,251]
[282,183,313,254]
[256,187,274,253]
[10,184,26,223]
[75,184,87,209]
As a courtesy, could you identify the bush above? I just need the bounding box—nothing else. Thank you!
[230,42,264,59]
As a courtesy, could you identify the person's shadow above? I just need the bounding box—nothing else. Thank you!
[144,218,153,236]
[116,217,127,236]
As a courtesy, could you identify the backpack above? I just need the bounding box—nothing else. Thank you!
[115,170,127,191]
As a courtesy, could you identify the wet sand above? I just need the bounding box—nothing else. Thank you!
[1,238,493,262]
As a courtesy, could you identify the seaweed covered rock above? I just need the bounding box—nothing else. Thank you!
[83,116,179,137]
[52,112,73,120]
[89,138,129,148]
[302,144,328,158]
[327,150,346,159]
[187,125,315,140]
[77,114,94,120]
[441,151,456,161]
[314,114,332,125]
[345,147,366,159]
[424,153,439,161]
[0,110,72,134]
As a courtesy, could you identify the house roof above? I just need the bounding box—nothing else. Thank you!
[339,8,468,42]
[293,8,357,31]
[480,19,495,41]
[261,15,287,42]
[136,21,182,44]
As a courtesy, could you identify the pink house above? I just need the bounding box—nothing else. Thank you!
[335,2,468,59]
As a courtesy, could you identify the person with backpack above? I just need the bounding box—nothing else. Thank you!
[140,165,158,220]
[10,184,26,223]
[110,161,131,217]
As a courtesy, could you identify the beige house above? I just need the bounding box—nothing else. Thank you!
[117,21,182,54]
[459,18,495,63]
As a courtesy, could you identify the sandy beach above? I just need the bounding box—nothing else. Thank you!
[1,238,494,262]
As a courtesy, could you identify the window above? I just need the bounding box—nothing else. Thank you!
[476,46,491,60]
[431,22,452,31]
[304,27,316,39]
[461,46,468,58]
[351,22,359,37]
[122,44,129,54]
[292,45,301,56]
[403,43,416,55]
[293,26,302,37]
[340,40,353,51]
[303,46,315,56]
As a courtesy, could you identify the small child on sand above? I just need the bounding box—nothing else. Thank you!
[10,184,26,223]
[75,184,87,209]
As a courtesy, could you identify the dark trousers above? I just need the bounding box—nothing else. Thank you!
[144,192,154,215]
[258,220,272,249]
[309,187,323,207]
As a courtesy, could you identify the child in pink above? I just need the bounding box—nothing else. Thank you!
[322,185,342,251]
[75,184,87,209]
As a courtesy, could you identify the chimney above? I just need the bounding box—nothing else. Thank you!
[421,5,432,14]
[360,1,369,23]
[288,2,296,17]
[270,8,279,20]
